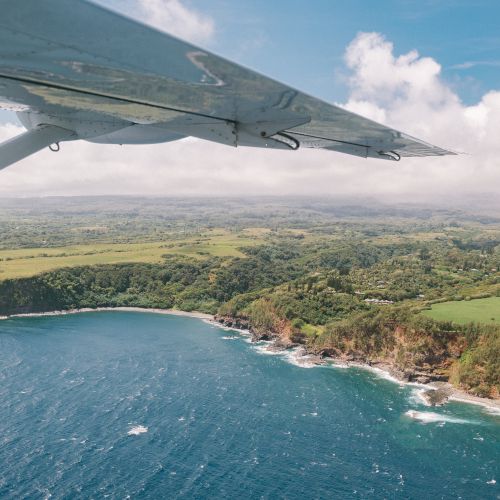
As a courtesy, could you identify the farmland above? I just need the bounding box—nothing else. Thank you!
[1,196,499,396]
[0,229,263,280]
[422,297,500,325]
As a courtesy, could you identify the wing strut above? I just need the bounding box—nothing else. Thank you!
[0,125,76,171]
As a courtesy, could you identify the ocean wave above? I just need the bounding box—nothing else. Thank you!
[358,365,405,385]
[212,324,500,415]
[404,410,475,424]
[207,321,251,337]
[127,425,148,436]
[410,388,433,406]
[281,349,320,369]
[448,396,500,415]
[483,406,500,416]
[252,342,282,356]
[252,344,320,368]
[327,362,350,369]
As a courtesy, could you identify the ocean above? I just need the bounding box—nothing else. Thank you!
[0,311,498,499]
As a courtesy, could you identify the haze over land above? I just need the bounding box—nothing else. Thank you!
[0,196,498,399]
[0,3,499,498]
[0,0,498,400]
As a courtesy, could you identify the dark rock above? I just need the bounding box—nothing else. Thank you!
[420,387,451,406]
[275,338,296,349]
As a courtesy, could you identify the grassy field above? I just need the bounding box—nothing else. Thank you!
[0,229,262,280]
[422,297,500,324]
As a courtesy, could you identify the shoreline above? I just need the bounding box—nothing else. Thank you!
[249,340,500,414]
[343,360,500,414]
[0,306,213,321]
[2,307,499,414]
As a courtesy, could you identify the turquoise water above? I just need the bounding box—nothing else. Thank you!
[0,312,498,499]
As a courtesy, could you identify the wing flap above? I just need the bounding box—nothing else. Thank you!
[284,128,454,159]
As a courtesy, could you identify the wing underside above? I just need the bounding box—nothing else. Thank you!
[0,0,454,163]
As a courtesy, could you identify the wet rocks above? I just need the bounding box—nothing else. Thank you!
[214,314,250,331]
[420,387,452,406]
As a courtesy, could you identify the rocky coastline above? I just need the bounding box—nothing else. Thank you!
[214,314,500,411]
[2,307,498,412]
[214,313,448,383]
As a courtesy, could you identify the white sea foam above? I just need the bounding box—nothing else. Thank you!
[214,324,253,342]
[357,365,404,385]
[207,321,251,337]
[410,388,433,406]
[448,396,500,415]
[127,425,148,436]
[252,344,320,368]
[252,342,282,356]
[211,323,500,415]
[327,362,350,369]
[404,410,474,425]
[481,405,500,416]
[282,349,318,368]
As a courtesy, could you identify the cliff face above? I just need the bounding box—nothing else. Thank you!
[215,314,451,383]
[214,314,295,346]
[311,324,460,384]
[215,312,497,398]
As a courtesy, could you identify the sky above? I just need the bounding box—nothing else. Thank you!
[0,0,500,201]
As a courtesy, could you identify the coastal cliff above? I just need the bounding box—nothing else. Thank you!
[0,261,498,402]
[214,308,499,402]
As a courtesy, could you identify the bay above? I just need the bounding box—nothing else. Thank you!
[0,311,498,499]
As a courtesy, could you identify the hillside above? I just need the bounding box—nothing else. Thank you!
[0,197,498,398]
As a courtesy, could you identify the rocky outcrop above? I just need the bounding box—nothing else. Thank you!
[214,313,298,345]
[420,386,452,406]
[214,312,500,405]
[214,314,272,341]
[216,313,464,389]
[214,314,251,331]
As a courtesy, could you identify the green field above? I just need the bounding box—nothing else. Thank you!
[422,297,500,324]
[0,229,262,280]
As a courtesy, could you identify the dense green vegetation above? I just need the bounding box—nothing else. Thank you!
[0,197,499,397]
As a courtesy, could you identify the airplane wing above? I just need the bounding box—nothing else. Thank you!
[0,0,454,170]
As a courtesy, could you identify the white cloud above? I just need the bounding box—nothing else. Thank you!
[451,60,500,70]
[0,31,499,202]
[339,32,500,198]
[136,0,214,44]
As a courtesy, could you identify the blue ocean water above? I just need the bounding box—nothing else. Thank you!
[0,312,498,499]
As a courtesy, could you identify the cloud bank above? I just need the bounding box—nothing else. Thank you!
[0,27,499,201]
